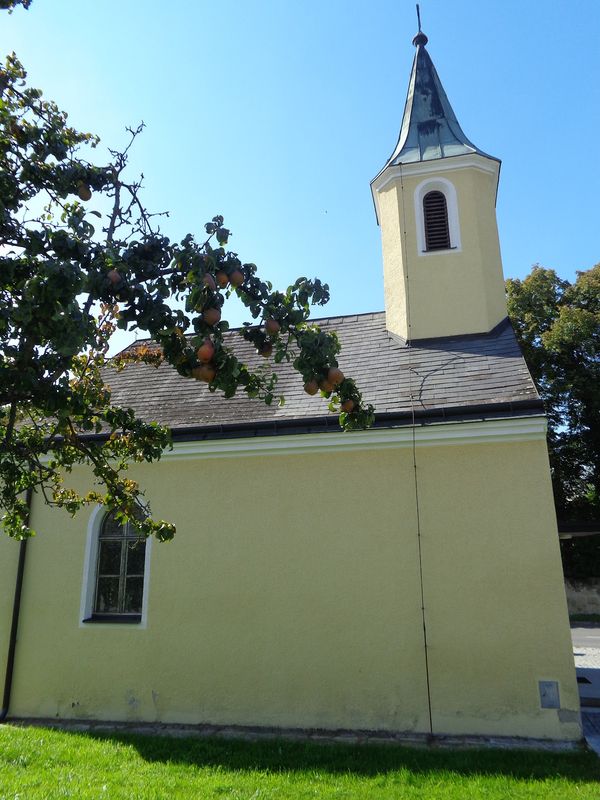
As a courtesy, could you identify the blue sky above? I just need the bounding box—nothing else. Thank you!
[2,0,599,340]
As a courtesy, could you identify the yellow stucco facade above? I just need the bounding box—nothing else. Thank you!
[373,156,508,341]
[0,423,580,740]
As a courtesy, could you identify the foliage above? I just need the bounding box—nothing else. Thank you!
[1,725,599,799]
[570,613,600,623]
[560,535,600,579]
[506,264,600,522]
[0,50,374,540]
[0,0,32,10]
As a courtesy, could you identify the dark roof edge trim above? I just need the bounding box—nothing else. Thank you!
[84,400,547,445]
[72,398,545,442]
[167,400,544,442]
[73,399,544,446]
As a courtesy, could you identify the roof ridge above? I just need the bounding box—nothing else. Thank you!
[115,310,387,356]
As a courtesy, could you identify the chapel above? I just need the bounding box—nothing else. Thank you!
[0,26,581,742]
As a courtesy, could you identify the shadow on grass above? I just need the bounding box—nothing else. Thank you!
[75,730,600,782]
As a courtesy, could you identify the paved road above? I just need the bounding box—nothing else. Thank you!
[570,627,600,752]
[572,626,600,649]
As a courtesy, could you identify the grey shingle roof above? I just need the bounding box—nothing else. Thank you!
[105,313,542,440]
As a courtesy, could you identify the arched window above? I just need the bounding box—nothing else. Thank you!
[423,190,450,251]
[94,510,146,619]
[81,507,151,625]
[414,177,461,255]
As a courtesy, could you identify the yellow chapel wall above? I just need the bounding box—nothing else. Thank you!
[3,447,430,733]
[417,438,579,740]
[378,164,507,341]
[0,432,580,740]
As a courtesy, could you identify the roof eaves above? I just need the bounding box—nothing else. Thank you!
[73,399,545,446]
[166,400,546,441]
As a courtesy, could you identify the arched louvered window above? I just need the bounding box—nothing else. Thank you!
[423,190,451,251]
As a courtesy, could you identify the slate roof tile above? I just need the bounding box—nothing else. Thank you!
[105,312,541,436]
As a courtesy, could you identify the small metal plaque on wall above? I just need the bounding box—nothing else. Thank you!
[539,680,560,709]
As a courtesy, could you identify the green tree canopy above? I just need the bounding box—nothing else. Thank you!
[0,51,373,541]
[0,1,32,9]
[507,264,600,521]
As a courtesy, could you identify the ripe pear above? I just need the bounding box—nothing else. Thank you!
[265,318,281,335]
[328,367,344,386]
[202,308,221,326]
[77,182,92,201]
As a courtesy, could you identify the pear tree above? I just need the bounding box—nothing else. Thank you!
[0,51,374,540]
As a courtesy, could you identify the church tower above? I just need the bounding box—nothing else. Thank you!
[371,26,507,341]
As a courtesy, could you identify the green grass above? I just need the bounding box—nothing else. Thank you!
[0,724,599,799]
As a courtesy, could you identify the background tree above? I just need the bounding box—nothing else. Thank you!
[0,1,31,10]
[507,264,600,521]
[0,51,374,541]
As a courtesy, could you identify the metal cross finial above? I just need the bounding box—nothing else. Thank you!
[412,4,428,46]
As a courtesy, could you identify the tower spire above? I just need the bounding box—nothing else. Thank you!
[370,20,507,341]
[375,27,495,169]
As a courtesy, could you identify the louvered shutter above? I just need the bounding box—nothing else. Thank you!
[423,191,451,251]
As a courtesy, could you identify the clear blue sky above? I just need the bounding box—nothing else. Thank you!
[2,0,599,339]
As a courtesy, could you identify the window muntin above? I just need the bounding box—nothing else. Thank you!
[93,510,146,619]
[423,190,451,251]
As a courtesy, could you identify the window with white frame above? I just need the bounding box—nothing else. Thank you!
[414,177,461,255]
[81,507,151,625]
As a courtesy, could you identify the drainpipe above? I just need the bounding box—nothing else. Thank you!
[0,487,33,722]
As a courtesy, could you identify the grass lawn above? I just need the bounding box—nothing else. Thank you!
[1,724,599,799]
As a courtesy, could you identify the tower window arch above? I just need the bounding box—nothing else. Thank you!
[423,191,450,251]
[414,177,461,255]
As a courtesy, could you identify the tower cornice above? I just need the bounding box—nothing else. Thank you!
[371,152,500,225]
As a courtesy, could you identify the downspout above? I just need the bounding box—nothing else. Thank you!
[0,486,33,722]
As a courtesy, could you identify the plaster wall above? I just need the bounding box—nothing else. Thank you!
[377,162,507,340]
[417,439,579,739]
[0,434,579,740]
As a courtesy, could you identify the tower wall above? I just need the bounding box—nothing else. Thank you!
[375,157,507,341]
